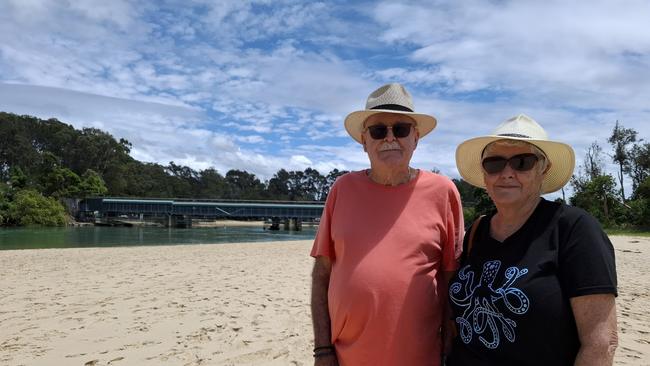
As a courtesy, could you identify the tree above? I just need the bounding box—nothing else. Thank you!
[584,142,605,180]
[165,161,199,198]
[473,187,496,219]
[9,166,28,189]
[321,169,347,201]
[570,175,619,225]
[79,169,108,197]
[607,121,637,201]
[453,178,477,206]
[637,176,650,200]
[197,168,227,198]
[267,169,291,200]
[302,168,326,201]
[570,143,621,224]
[571,142,606,193]
[224,170,265,200]
[627,142,650,195]
[5,189,67,226]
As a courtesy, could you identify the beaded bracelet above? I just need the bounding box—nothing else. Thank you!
[313,345,335,358]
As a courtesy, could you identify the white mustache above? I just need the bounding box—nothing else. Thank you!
[379,142,401,151]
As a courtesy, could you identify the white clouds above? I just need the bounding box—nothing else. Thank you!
[373,0,650,111]
[67,0,137,29]
[0,0,649,189]
[199,1,328,43]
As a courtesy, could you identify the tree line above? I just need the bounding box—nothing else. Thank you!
[568,121,649,228]
[0,112,346,225]
[1,112,648,228]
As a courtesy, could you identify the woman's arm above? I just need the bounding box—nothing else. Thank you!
[571,294,618,366]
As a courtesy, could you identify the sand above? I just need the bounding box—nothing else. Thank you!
[0,236,648,366]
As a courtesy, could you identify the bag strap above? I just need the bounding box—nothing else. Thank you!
[466,215,485,256]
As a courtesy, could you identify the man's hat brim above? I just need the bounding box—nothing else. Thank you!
[344,109,437,143]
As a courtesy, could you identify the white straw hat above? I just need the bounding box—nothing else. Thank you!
[344,83,437,143]
[455,114,575,194]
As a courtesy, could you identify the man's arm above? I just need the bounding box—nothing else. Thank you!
[311,255,338,366]
[571,294,618,366]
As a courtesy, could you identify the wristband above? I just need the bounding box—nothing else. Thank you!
[314,349,335,358]
[313,345,334,352]
[313,345,335,358]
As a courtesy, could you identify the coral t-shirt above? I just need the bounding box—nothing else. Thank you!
[311,170,464,366]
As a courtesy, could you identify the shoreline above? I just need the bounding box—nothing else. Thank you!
[0,236,648,365]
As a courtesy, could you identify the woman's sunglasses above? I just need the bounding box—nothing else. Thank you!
[366,123,413,140]
[481,153,541,174]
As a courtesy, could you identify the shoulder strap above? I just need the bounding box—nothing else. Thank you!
[466,215,486,256]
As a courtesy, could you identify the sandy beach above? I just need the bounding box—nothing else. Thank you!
[1,236,648,366]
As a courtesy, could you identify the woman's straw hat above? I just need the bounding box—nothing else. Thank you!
[344,83,437,143]
[456,114,575,194]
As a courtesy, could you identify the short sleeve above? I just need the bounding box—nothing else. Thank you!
[442,182,465,271]
[559,211,618,298]
[310,178,339,260]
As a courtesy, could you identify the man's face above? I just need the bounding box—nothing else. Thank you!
[361,112,419,169]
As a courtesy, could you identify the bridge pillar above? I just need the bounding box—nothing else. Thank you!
[282,218,302,231]
[167,215,192,228]
[267,218,281,231]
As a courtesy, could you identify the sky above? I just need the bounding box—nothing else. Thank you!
[1,0,649,198]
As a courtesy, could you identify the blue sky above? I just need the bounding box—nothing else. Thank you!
[1,0,649,197]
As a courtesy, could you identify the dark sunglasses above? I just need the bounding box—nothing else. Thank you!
[481,153,541,174]
[366,122,413,140]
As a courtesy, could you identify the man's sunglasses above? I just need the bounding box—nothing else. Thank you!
[366,123,413,140]
[481,153,541,174]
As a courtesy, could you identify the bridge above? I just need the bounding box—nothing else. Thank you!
[78,197,325,229]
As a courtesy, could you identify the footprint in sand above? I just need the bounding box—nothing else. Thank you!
[108,356,125,364]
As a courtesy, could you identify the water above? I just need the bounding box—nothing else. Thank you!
[0,226,318,250]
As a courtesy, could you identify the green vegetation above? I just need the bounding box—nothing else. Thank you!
[0,112,346,226]
[604,228,650,237]
[1,112,647,229]
[0,188,67,226]
[568,124,650,230]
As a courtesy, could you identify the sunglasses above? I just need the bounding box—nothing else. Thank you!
[366,122,413,140]
[481,153,541,174]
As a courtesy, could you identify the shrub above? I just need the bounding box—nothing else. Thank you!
[6,189,67,226]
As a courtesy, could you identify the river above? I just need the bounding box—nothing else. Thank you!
[0,226,318,250]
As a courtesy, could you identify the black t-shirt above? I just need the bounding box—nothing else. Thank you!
[447,199,617,366]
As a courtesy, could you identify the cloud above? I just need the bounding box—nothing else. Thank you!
[373,1,650,110]
[0,0,649,198]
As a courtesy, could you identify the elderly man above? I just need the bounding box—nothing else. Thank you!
[310,83,464,366]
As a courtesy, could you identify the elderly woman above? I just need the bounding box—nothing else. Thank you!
[447,114,618,366]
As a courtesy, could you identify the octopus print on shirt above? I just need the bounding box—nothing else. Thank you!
[450,260,530,349]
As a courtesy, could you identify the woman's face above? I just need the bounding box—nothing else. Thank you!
[482,142,547,208]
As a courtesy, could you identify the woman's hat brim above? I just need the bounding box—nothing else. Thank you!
[344,109,437,143]
[455,135,575,194]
